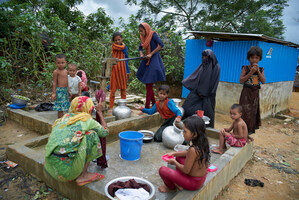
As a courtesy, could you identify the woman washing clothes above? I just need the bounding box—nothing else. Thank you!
[44,96,108,186]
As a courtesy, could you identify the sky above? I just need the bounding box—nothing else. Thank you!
[77,0,299,45]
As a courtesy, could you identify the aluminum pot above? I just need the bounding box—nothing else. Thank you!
[172,98,184,117]
[162,122,184,149]
[112,99,131,120]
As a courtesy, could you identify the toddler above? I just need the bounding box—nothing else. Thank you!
[212,104,248,154]
[68,63,81,101]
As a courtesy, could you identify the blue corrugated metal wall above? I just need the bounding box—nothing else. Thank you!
[182,39,299,98]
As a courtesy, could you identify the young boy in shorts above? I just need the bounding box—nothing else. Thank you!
[51,54,70,118]
[136,85,182,142]
[212,104,248,154]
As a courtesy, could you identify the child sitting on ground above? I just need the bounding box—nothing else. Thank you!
[51,54,70,118]
[212,104,248,154]
[68,63,82,101]
[158,116,210,192]
[136,85,182,142]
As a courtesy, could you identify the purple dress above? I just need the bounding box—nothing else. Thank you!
[137,32,166,84]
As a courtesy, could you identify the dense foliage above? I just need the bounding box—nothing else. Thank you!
[126,0,288,38]
[0,0,186,104]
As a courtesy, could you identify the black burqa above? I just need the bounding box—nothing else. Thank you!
[182,49,220,128]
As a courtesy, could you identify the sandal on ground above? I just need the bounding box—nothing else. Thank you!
[77,173,105,186]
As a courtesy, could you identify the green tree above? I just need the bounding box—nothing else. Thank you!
[126,0,288,39]
[0,0,115,103]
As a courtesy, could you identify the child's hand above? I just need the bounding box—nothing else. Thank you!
[146,53,152,59]
[51,93,56,100]
[251,64,258,73]
[134,104,141,110]
[167,152,175,157]
[175,117,181,123]
[167,159,175,165]
[140,52,144,57]
[96,98,104,112]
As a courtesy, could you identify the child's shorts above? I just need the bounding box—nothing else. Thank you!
[225,134,246,147]
[53,87,70,111]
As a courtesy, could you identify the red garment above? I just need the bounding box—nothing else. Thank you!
[110,43,128,108]
[156,98,175,119]
[111,43,128,90]
[159,157,207,190]
[145,83,155,108]
[110,88,126,109]
[96,113,108,168]
[225,134,247,147]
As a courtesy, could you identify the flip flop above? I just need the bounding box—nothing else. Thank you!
[211,149,223,154]
[77,173,105,186]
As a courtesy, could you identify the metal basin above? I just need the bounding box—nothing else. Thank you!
[104,176,155,200]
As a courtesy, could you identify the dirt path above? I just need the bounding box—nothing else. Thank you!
[0,93,298,200]
[216,92,299,200]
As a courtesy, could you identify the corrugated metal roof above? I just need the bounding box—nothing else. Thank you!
[188,31,299,48]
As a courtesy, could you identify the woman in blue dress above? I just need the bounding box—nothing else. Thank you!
[137,22,166,108]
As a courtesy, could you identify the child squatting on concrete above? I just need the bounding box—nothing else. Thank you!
[212,104,248,154]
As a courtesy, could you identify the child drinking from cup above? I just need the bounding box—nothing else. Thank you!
[239,46,265,135]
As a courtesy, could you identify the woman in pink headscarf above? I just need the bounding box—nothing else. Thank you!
[137,22,166,108]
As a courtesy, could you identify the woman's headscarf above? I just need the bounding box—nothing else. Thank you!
[140,22,157,65]
[77,70,87,89]
[67,96,94,125]
[182,49,220,96]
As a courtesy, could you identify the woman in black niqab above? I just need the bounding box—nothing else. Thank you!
[182,49,220,128]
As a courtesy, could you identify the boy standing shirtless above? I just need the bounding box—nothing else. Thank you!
[51,54,70,118]
[212,104,248,154]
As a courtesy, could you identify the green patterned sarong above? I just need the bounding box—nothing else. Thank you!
[44,113,108,182]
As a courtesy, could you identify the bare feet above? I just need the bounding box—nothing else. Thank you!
[158,185,176,193]
[75,172,103,186]
[213,146,227,150]
[247,136,254,143]
[211,149,223,154]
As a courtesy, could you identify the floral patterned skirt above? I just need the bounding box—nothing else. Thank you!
[44,130,102,182]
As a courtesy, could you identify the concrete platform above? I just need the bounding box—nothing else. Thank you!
[6,107,253,200]
[6,130,253,200]
[7,108,164,143]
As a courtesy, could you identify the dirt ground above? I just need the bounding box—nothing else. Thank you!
[0,93,298,200]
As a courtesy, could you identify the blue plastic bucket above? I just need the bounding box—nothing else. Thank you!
[119,131,144,161]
